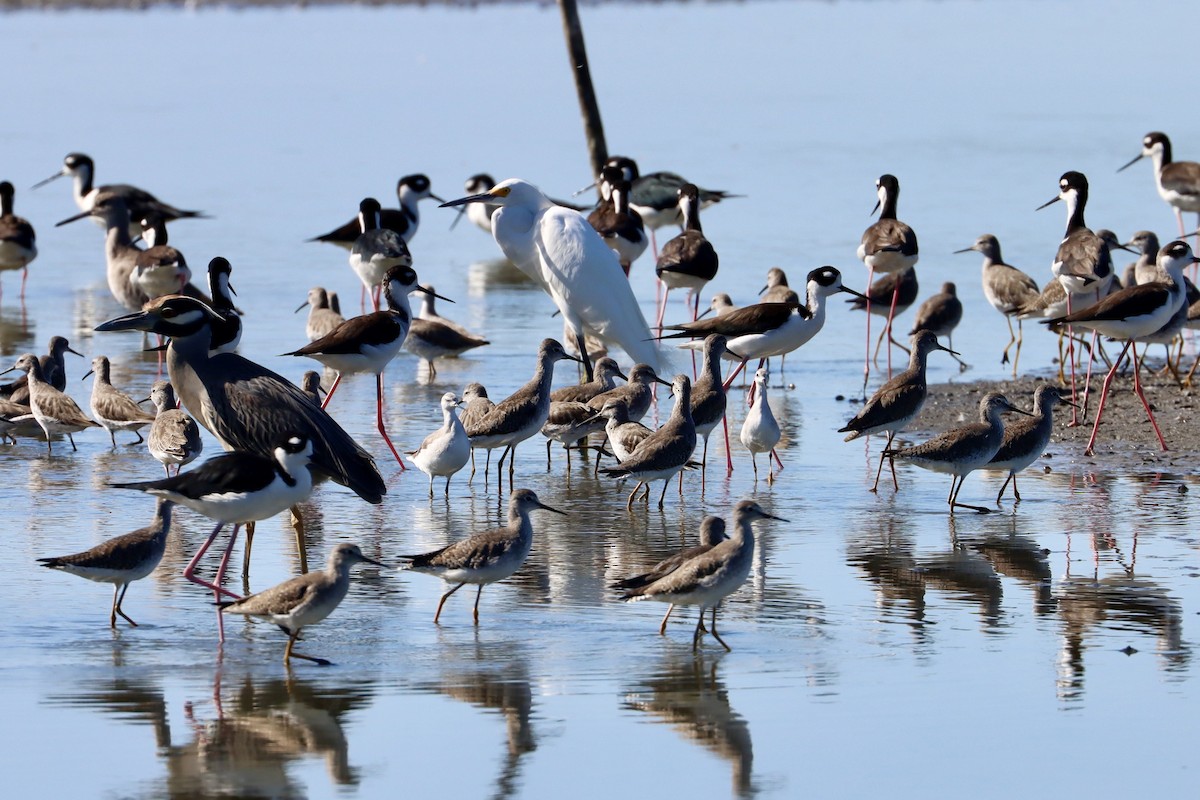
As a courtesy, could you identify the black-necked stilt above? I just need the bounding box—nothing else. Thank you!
[910,282,968,371]
[847,266,919,363]
[611,515,728,635]
[296,287,346,342]
[600,373,697,509]
[220,542,384,666]
[109,434,316,638]
[0,335,82,404]
[1,353,98,453]
[1119,132,1200,239]
[1045,240,1198,454]
[839,330,958,492]
[621,500,786,652]
[588,167,648,276]
[550,356,625,404]
[987,385,1073,504]
[740,367,781,483]
[83,355,156,446]
[654,183,719,328]
[37,499,174,628]
[285,265,446,466]
[348,197,413,312]
[857,174,919,385]
[310,174,444,249]
[885,392,1028,514]
[603,155,735,249]
[407,392,470,497]
[399,488,564,624]
[463,339,580,486]
[34,152,206,237]
[0,181,36,298]
[441,179,662,383]
[206,257,241,354]
[145,380,202,476]
[955,234,1040,376]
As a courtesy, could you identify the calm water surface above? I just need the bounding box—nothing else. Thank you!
[2,1,1199,797]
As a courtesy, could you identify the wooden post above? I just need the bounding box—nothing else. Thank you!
[558,0,608,179]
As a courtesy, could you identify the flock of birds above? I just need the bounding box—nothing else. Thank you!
[4,130,1200,664]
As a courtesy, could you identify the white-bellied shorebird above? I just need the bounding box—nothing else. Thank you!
[910,281,968,371]
[1119,132,1200,239]
[1,353,98,453]
[987,385,1073,504]
[655,183,719,326]
[310,174,443,249]
[408,392,470,497]
[84,355,156,446]
[955,234,1040,376]
[740,368,781,483]
[601,374,697,508]
[145,380,202,476]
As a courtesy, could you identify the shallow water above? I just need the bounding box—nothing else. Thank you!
[2,1,1199,797]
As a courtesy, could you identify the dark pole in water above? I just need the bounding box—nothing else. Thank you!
[558,0,608,179]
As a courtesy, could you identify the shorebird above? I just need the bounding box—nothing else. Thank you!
[699,292,737,319]
[310,174,444,248]
[408,392,470,497]
[600,374,697,508]
[145,380,202,476]
[1,353,98,453]
[550,356,625,403]
[885,392,1027,514]
[460,382,494,479]
[416,284,479,339]
[38,499,174,628]
[110,434,316,638]
[220,543,384,665]
[348,197,413,312]
[405,317,490,379]
[0,399,37,443]
[1126,231,1163,286]
[858,174,919,384]
[612,515,728,635]
[621,500,786,651]
[296,287,345,342]
[759,267,794,303]
[848,266,919,363]
[592,398,654,463]
[126,214,190,301]
[300,371,324,405]
[1118,132,1200,239]
[987,385,1073,504]
[464,339,580,485]
[955,234,1040,375]
[585,363,667,422]
[33,152,206,236]
[602,155,735,253]
[839,331,958,492]
[400,488,564,624]
[83,355,156,446]
[0,181,36,297]
[588,168,648,276]
[285,265,446,466]
[740,368,781,482]
[441,179,662,381]
[654,183,719,327]
[691,334,730,473]
[0,335,83,405]
[205,257,242,354]
[94,295,386,507]
[1044,240,1198,454]
[910,281,968,371]
[541,400,605,469]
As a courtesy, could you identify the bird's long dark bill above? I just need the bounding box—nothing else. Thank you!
[81,370,94,381]
[870,200,881,216]
[414,285,455,303]
[952,247,974,254]
[95,309,155,333]
[654,376,673,387]
[1035,196,1060,211]
[1117,154,1143,172]
[762,512,790,522]
[55,209,93,227]
[439,193,493,208]
[66,347,84,358]
[839,286,870,301]
[938,344,962,357]
[31,171,65,189]
[362,556,387,567]
[1007,406,1034,416]
[537,502,568,515]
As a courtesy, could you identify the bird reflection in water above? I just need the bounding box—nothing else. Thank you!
[623,650,756,798]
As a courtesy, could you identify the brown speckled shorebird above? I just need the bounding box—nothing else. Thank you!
[1,353,99,453]
[84,355,156,446]
[145,380,202,476]
[987,385,1073,504]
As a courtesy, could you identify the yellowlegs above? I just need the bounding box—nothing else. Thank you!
[415,283,482,339]
[1,335,82,405]
[400,488,564,624]
[296,287,345,342]
[310,174,444,248]
[220,543,384,666]
[84,355,157,446]
[910,281,968,371]
[954,234,1040,376]
[839,330,958,492]
[1126,230,1163,286]
[0,181,36,298]
[460,382,494,480]
[654,183,719,326]
[987,385,1073,504]
[440,179,662,381]
[591,398,654,463]
[622,500,786,651]
[541,400,606,469]
[740,368,781,483]
[349,197,413,312]
[408,392,470,497]
[145,380,202,476]
[612,515,728,634]
[300,371,324,405]
[858,174,919,384]
[38,499,174,628]
[691,334,730,473]
[286,265,446,466]
[586,363,667,422]
[1118,132,1200,239]
[759,267,794,302]
[601,374,697,509]
[551,356,625,403]
[885,392,1027,514]
[700,292,737,319]
[110,434,316,638]
[1,353,98,453]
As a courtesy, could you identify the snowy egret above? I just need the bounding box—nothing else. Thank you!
[440,179,662,381]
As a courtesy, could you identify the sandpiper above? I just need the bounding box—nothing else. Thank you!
[0,181,36,297]
[601,374,697,508]
[654,183,719,326]
[220,543,384,665]
[1,335,83,405]
[690,334,730,473]
[1,353,98,453]
[408,392,470,497]
[858,174,919,383]
[987,385,1073,504]
[296,287,346,342]
[885,392,1027,514]
[955,234,1040,376]
[460,382,494,479]
[586,363,668,422]
[38,499,174,628]
[739,368,781,483]
[622,500,786,651]
[84,355,157,446]
[145,380,202,476]
[404,317,490,379]
[839,331,958,492]
[910,281,968,371]
[400,488,564,623]
[551,356,625,403]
